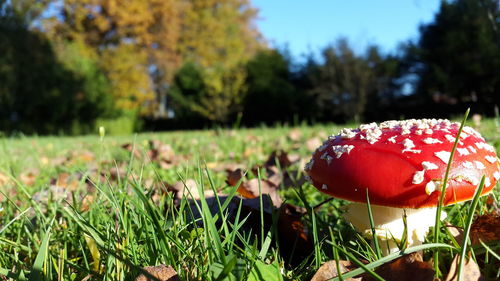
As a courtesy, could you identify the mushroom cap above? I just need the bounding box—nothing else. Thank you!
[305,119,499,208]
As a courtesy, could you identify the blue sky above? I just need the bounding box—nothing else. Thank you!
[252,0,441,58]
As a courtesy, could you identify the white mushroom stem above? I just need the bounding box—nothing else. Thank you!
[343,203,447,255]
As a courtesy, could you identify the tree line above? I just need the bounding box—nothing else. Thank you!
[0,0,498,134]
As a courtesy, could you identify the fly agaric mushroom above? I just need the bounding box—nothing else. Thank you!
[305,119,499,253]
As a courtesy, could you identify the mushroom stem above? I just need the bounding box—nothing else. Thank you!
[343,203,447,254]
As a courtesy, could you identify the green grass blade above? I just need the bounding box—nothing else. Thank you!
[326,243,456,281]
[457,176,486,281]
[433,108,470,275]
[366,190,381,259]
[29,217,55,281]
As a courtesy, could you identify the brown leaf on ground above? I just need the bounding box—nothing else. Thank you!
[0,172,11,187]
[51,173,80,191]
[121,143,143,159]
[469,213,500,246]
[264,150,300,168]
[445,254,484,281]
[278,204,312,267]
[306,137,323,152]
[135,265,180,281]
[19,169,39,186]
[287,129,302,142]
[445,223,464,245]
[226,168,244,187]
[366,252,435,281]
[170,179,215,201]
[311,260,360,281]
[237,178,282,207]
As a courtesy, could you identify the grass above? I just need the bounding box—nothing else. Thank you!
[0,120,498,280]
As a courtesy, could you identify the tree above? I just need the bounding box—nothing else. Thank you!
[0,1,113,134]
[44,0,183,116]
[243,49,311,125]
[413,0,500,107]
[174,0,262,122]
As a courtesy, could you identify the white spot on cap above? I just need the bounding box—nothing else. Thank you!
[425,181,438,195]
[475,142,495,152]
[322,184,328,190]
[320,152,333,165]
[445,135,456,143]
[422,138,442,144]
[304,159,314,171]
[339,128,357,139]
[474,161,485,170]
[462,161,475,169]
[459,132,469,139]
[402,138,421,153]
[412,170,425,184]
[318,143,328,152]
[435,151,451,164]
[415,130,423,135]
[332,145,355,159]
[484,177,491,187]
[485,155,497,164]
[422,161,439,170]
[494,171,500,181]
[387,135,397,143]
[424,128,433,135]
[468,146,477,153]
[304,175,312,183]
[456,147,470,156]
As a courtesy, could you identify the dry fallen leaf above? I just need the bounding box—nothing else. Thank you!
[277,204,313,267]
[170,179,215,201]
[19,169,38,186]
[445,254,484,281]
[366,252,435,281]
[237,178,282,207]
[288,129,302,142]
[469,213,500,246]
[264,150,300,168]
[0,172,11,187]
[311,260,360,281]
[135,265,180,281]
[306,137,323,152]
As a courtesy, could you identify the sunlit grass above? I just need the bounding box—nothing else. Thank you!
[0,120,498,280]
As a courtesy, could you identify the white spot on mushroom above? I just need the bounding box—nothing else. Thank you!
[318,143,328,152]
[459,132,469,139]
[468,146,477,153]
[475,142,495,152]
[425,181,438,195]
[415,130,423,135]
[412,170,425,184]
[402,138,421,153]
[463,174,479,185]
[332,145,355,159]
[320,152,333,164]
[462,161,475,169]
[494,171,500,181]
[424,128,433,135]
[322,184,328,190]
[387,135,397,143]
[485,155,497,164]
[484,177,491,187]
[445,135,456,143]
[422,138,442,144]
[474,161,485,170]
[304,159,314,171]
[435,151,451,164]
[456,147,470,156]
[339,128,357,139]
[422,161,439,170]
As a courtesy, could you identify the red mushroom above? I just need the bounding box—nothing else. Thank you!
[305,119,499,253]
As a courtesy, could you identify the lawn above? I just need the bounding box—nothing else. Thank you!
[0,119,498,281]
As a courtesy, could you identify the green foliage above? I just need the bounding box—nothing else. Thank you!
[305,39,400,123]
[243,49,313,125]
[412,0,500,105]
[0,3,113,135]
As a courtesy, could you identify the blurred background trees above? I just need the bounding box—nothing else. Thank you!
[0,0,498,134]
